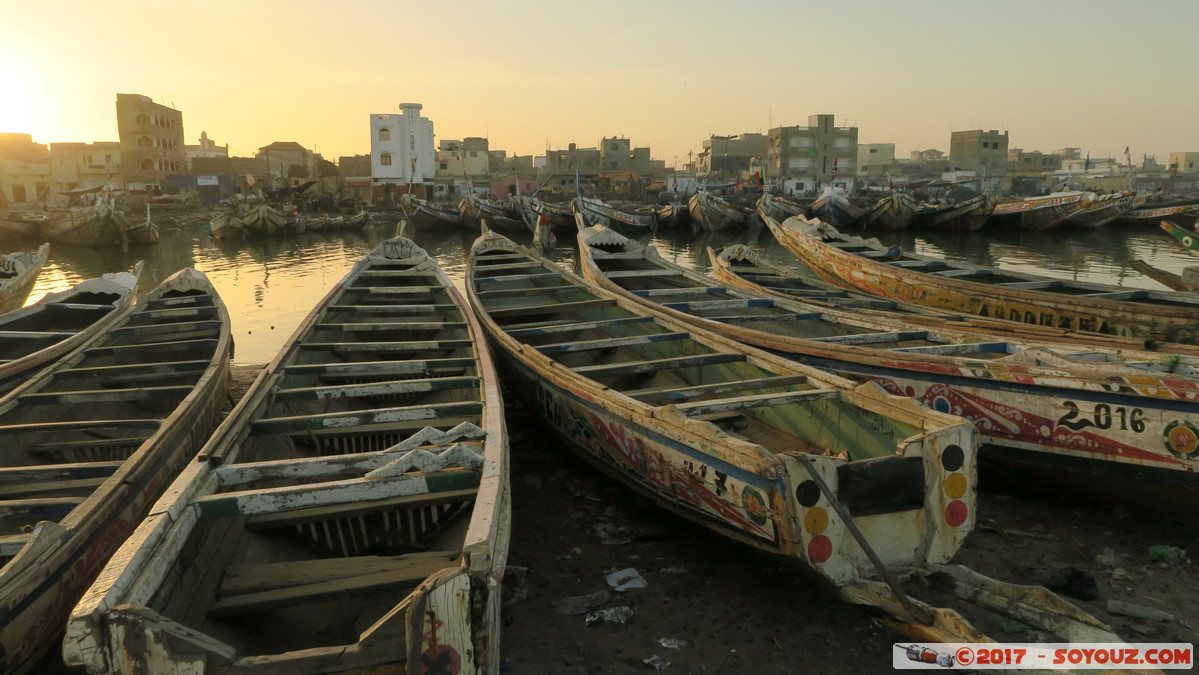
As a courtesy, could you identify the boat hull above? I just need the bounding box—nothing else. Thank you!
[0,244,49,314]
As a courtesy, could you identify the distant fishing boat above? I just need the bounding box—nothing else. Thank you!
[0,244,49,314]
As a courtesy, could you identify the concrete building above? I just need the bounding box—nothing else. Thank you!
[857,143,895,180]
[909,149,946,162]
[115,93,185,191]
[371,102,436,198]
[48,141,122,201]
[543,143,601,196]
[765,115,857,194]
[185,131,228,169]
[699,133,764,180]
[0,133,51,207]
[601,137,631,172]
[1168,152,1199,174]
[255,141,317,188]
[1007,149,1063,174]
[949,129,1008,176]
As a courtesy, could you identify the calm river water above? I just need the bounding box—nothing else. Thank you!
[10,215,1197,363]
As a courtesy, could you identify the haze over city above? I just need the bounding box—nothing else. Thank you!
[2,0,1197,165]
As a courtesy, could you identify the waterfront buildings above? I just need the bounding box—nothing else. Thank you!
[115,93,185,191]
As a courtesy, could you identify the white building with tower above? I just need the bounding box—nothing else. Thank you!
[370,102,435,199]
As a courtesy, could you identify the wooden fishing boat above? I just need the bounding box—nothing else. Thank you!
[399,194,464,231]
[0,263,142,397]
[321,211,370,231]
[574,195,656,237]
[1061,190,1136,229]
[809,187,864,228]
[1161,220,1199,257]
[1118,202,1199,228]
[459,193,527,234]
[578,221,1199,508]
[513,195,554,248]
[468,228,1124,643]
[654,201,691,228]
[65,236,509,674]
[0,244,50,315]
[989,191,1089,231]
[1130,259,1199,292]
[0,216,42,244]
[532,199,576,232]
[858,192,918,230]
[113,203,160,245]
[770,215,1199,344]
[207,210,247,240]
[687,190,746,232]
[0,268,232,672]
[238,204,289,237]
[37,203,125,246]
[755,193,809,224]
[914,193,995,232]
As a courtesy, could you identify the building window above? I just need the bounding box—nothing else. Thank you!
[410,136,415,151]
[83,155,93,164]
[137,114,150,125]
[378,128,390,141]
[138,136,153,148]
[439,161,448,170]
[380,153,392,166]
[141,159,154,170]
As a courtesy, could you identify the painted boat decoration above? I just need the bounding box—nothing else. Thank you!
[0,244,50,315]
[1161,220,1199,258]
[468,228,1123,644]
[1061,190,1136,229]
[769,215,1199,344]
[0,268,232,673]
[914,193,996,232]
[989,191,1089,231]
[0,263,142,397]
[859,192,918,231]
[1118,201,1199,228]
[688,190,747,232]
[400,193,464,230]
[574,196,656,237]
[578,221,1199,509]
[756,193,810,224]
[65,236,509,675]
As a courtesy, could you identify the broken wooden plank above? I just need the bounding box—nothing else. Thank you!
[245,488,478,530]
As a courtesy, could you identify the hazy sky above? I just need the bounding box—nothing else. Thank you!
[2,0,1196,167]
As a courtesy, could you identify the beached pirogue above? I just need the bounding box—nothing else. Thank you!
[0,268,231,673]
[0,263,142,397]
[771,215,1199,344]
[0,244,49,315]
[466,229,1121,643]
[65,236,508,674]
[576,222,1199,509]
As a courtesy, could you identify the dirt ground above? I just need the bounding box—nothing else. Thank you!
[38,365,1197,673]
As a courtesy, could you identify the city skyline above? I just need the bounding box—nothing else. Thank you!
[2,0,1196,168]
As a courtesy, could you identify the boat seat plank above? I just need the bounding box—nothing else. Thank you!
[356,270,432,278]
[467,261,547,272]
[219,550,461,596]
[536,331,690,354]
[128,306,218,322]
[83,337,219,357]
[888,260,946,268]
[301,339,474,353]
[993,280,1064,289]
[631,287,727,297]
[0,497,85,521]
[603,269,684,279]
[284,358,476,377]
[356,287,438,295]
[273,376,479,402]
[810,331,934,346]
[28,437,150,457]
[894,342,1013,356]
[474,284,577,298]
[41,302,116,312]
[215,447,482,487]
[143,294,214,309]
[19,385,196,406]
[929,269,991,278]
[194,469,481,518]
[1082,290,1150,300]
[472,272,562,285]
[702,312,828,324]
[245,488,478,530]
[589,252,647,260]
[209,553,462,618]
[326,303,458,313]
[108,320,222,338]
[0,330,77,340]
[251,401,484,435]
[0,461,123,487]
[316,321,466,332]
[0,533,31,556]
[3,419,161,435]
[575,352,745,378]
[485,298,614,319]
[507,315,655,337]
[58,359,211,379]
[661,299,776,312]
[625,374,813,402]
[672,388,841,416]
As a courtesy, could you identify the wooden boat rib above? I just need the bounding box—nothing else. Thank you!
[0,263,142,397]
[687,191,745,232]
[578,220,1199,508]
[0,244,50,315]
[400,194,464,231]
[770,214,1199,344]
[468,227,1121,644]
[65,236,508,675]
[0,268,232,673]
[914,194,996,232]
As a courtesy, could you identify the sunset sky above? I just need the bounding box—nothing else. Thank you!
[2,0,1196,167]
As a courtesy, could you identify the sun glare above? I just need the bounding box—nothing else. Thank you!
[0,69,34,134]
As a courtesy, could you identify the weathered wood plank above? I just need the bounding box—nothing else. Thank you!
[473,272,563,285]
[300,339,473,353]
[0,330,76,339]
[0,461,123,486]
[604,269,682,278]
[326,303,459,313]
[535,331,690,354]
[507,315,655,337]
[29,437,150,457]
[485,298,615,319]
[630,287,727,297]
[245,488,478,529]
[810,331,935,346]
[214,446,483,487]
[272,376,479,402]
[82,337,218,357]
[625,374,813,402]
[575,352,745,377]
[283,358,475,377]
[671,388,841,416]
[193,469,480,518]
[474,284,576,298]
[315,321,466,332]
[143,294,215,309]
[661,298,776,311]
[18,385,195,405]
[219,550,460,596]
[250,401,484,435]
